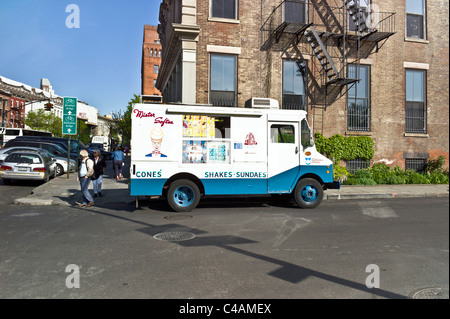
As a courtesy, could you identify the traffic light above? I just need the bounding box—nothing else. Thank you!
[44,102,53,111]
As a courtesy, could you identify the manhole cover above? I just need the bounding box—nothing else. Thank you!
[412,287,449,299]
[164,214,193,220]
[153,232,196,242]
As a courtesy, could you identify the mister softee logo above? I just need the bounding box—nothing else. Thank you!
[133,109,174,127]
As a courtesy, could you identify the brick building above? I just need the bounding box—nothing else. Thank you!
[156,0,449,170]
[141,25,162,97]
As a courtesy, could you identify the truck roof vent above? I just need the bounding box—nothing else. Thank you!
[251,98,279,109]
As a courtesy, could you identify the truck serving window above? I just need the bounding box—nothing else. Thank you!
[182,115,230,138]
[270,124,295,144]
[182,115,231,164]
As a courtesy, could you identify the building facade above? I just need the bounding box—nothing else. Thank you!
[142,25,163,97]
[156,0,449,170]
[0,75,98,133]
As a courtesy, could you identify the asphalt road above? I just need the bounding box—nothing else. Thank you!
[0,191,448,301]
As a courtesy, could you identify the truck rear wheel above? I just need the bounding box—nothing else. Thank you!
[293,178,323,209]
[167,179,200,212]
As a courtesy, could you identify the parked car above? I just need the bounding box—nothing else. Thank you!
[87,143,105,150]
[0,150,57,184]
[4,139,78,160]
[11,136,87,154]
[0,146,75,175]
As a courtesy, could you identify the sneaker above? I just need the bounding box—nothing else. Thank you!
[85,202,94,207]
[98,192,103,197]
[94,194,98,198]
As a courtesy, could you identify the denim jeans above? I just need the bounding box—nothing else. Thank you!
[92,174,103,195]
[113,160,123,179]
[80,177,93,205]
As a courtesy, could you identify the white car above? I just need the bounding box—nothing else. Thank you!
[0,146,76,176]
[0,150,57,184]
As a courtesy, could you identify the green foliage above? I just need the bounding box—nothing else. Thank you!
[427,171,449,184]
[24,109,62,137]
[333,164,350,182]
[113,94,140,145]
[427,155,447,173]
[343,163,449,185]
[314,132,374,162]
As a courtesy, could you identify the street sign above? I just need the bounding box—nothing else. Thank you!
[63,97,77,135]
[63,97,77,115]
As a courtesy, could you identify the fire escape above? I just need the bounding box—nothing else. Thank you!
[260,0,396,132]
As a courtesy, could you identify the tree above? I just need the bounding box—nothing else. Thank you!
[24,109,62,137]
[112,94,140,146]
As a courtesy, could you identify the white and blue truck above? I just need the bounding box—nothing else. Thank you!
[130,98,340,212]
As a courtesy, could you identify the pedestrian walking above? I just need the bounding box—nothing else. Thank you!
[92,149,106,197]
[112,146,125,181]
[76,149,95,208]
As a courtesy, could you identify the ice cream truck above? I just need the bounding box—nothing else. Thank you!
[130,98,340,212]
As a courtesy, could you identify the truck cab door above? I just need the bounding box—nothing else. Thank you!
[267,122,300,193]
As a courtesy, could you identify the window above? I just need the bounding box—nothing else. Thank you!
[405,69,426,133]
[406,0,426,39]
[301,119,313,148]
[405,158,427,173]
[154,65,159,74]
[346,158,370,174]
[211,0,237,20]
[270,124,295,144]
[347,64,370,132]
[284,0,307,24]
[283,60,307,110]
[210,54,236,107]
[182,115,231,164]
[153,79,157,88]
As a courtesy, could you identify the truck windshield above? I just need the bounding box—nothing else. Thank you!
[301,119,314,148]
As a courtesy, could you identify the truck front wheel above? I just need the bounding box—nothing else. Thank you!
[293,178,324,209]
[167,179,201,212]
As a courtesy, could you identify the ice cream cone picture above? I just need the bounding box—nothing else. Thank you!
[146,126,167,157]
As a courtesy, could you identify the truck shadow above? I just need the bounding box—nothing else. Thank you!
[86,208,408,298]
[138,195,298,212]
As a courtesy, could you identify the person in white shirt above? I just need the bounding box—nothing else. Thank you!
[76,149,94,207]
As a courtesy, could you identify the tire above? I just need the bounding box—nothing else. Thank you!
[167,179,201,212]
[3,179,11,185]
[293,178,324,209]
[55,164,64,176]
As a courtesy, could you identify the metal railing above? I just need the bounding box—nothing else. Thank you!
[261,1,396,50]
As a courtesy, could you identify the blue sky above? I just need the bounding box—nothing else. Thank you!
[0,0,161,116]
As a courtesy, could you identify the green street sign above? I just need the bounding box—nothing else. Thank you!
[63,97,77,135]
[63,97,77,115]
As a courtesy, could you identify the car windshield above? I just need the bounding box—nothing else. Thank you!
[5,153,42,164]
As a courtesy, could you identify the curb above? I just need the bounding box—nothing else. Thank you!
[325,192,449,200]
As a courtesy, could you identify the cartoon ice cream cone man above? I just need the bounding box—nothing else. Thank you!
[146,126,167,157]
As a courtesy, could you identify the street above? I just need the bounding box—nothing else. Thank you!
[0,179,448,300]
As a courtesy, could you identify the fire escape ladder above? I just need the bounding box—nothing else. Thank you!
[304,26,340,82]
[344,0,372,35]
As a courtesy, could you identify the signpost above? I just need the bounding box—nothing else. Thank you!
[63,97,77,179]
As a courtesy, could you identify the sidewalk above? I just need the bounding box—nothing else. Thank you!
[12,164,449,207]
[324,184,449,200]
[13,157,133,207]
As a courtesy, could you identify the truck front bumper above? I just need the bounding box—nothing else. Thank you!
[324,181,341,190]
